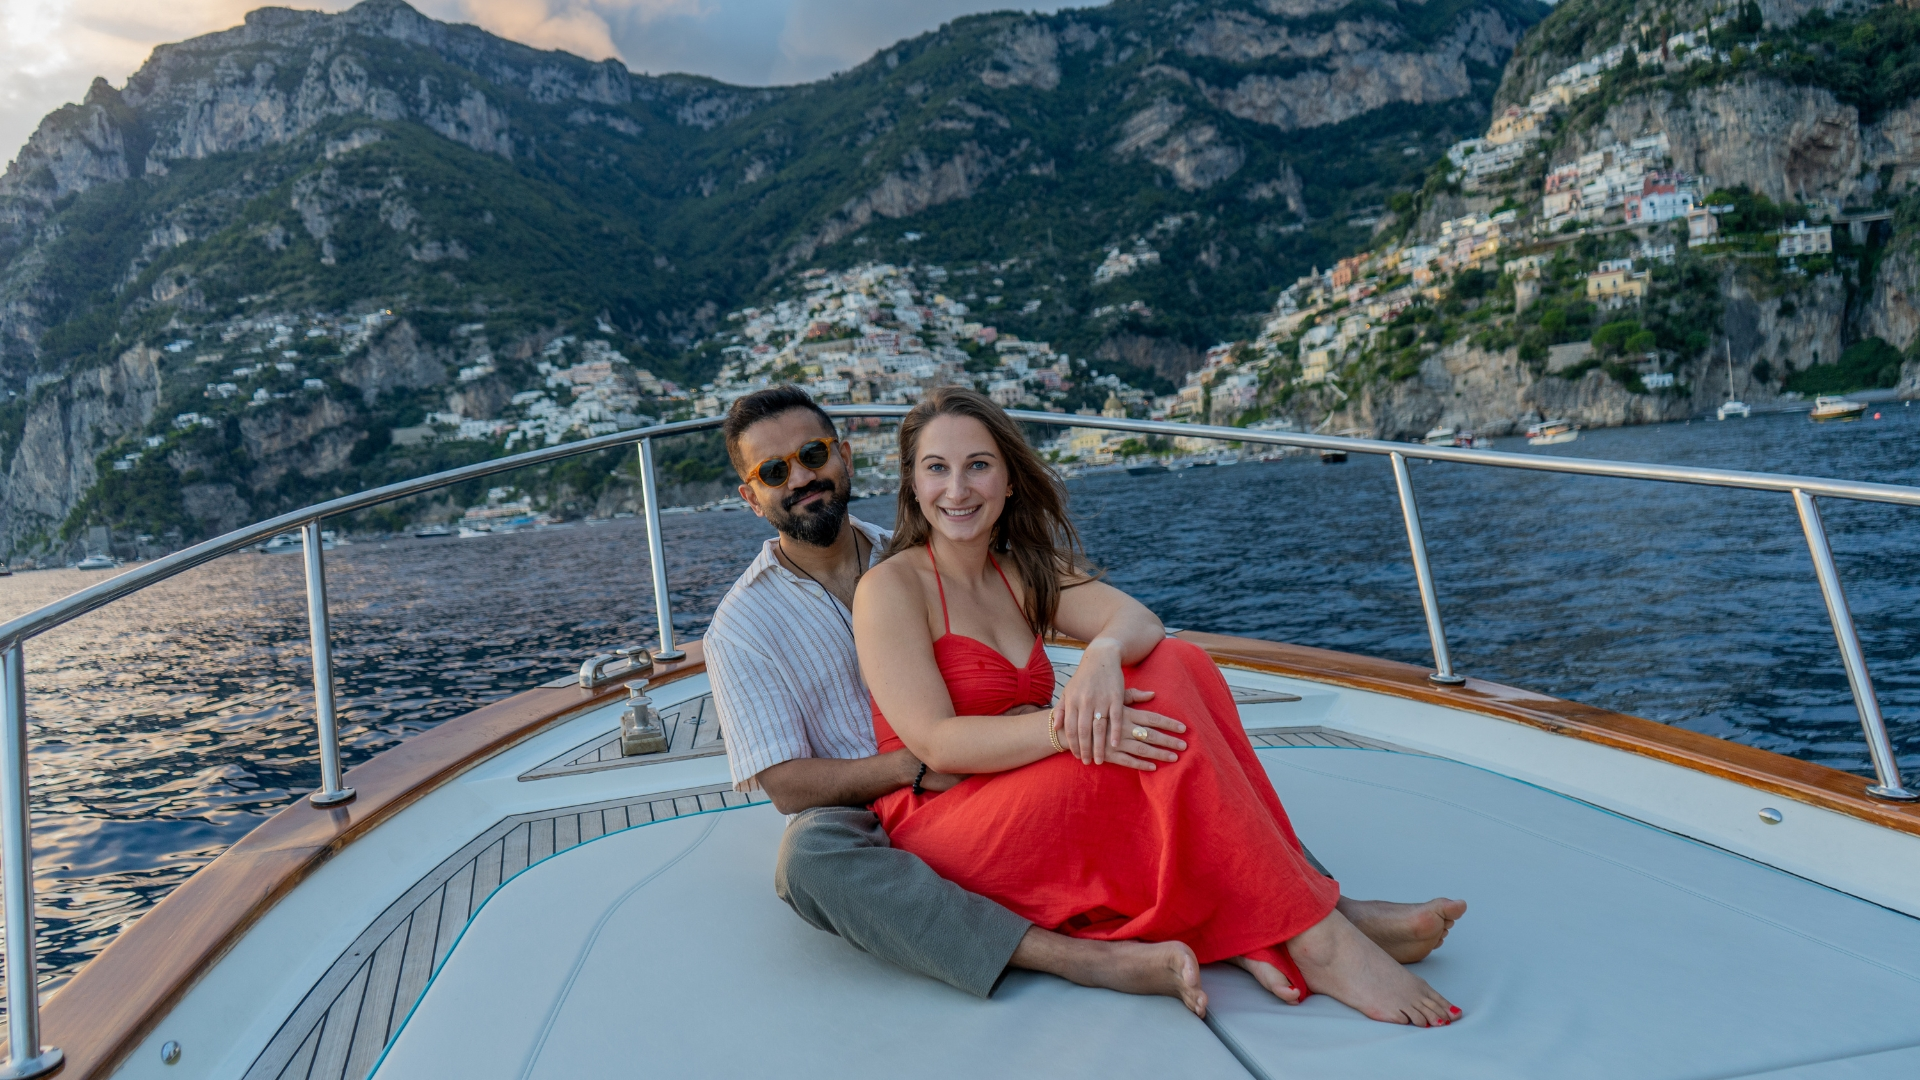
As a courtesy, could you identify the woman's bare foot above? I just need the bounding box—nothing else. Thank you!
[1013,929,1208,1017]
[1339,897,1468,963]
[1229,955,1303,1004]
[1288,910,1460,1026]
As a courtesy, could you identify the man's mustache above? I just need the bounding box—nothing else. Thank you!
[782,479,838,511]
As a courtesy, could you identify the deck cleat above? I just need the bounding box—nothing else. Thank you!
[618,680,669,756]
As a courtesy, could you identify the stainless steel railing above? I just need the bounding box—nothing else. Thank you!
[0,405,1916,1072]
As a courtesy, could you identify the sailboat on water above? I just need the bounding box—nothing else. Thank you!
[1718,342,1751,420]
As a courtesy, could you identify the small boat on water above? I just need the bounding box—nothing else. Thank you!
[1527,420,1578,446]
[1126,461,1167,475]
[412,524,454,539]
[1811,396,1868,422]
[457,524,493,538]
[266,532,339,552]
[1422,426,1456,446]
[6,409,1920,1080]
[1717,343,1750,420]
[1318,448,1348,464]
[73,553,116,570]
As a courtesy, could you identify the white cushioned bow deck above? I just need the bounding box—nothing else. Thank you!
[1200,749,1920,1080]
[374,746,1920,1079]
[370,803,1246,1079]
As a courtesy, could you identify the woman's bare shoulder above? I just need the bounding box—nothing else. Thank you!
[857,548,927,605]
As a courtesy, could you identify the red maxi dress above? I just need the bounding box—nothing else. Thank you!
[872,549,1340,990]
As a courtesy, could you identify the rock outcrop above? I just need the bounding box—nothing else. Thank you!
[1861,245,1920,352]
[1319,339,1691,440]
[340,320,449,403]
[1195,10,1522,132]
[0,347,162,553]
[1564,80,1920,206]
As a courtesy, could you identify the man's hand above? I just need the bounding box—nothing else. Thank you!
[914,760,968,794]
[757,749,951,814]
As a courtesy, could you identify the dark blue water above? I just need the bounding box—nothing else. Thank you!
[1,405,1916,1002]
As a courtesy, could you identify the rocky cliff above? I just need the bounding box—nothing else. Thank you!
[0,0,1544,554]
[0,346,162,548]
[1324,338,1692,439]
[1562,80,1920,207]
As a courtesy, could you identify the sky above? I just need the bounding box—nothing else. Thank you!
[0,0,1076,170]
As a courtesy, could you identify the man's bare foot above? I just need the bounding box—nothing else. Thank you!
[1288,910,1459,1026]
[1339,897,1468,963]
[1229,955,1303,1004]
[1011,928,1209,1017]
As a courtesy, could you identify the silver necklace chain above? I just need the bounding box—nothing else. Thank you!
[780,533,864,637]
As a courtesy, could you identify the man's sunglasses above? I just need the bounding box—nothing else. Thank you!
[745,437,839,487]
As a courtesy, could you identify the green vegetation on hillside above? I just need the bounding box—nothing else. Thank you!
[1785,336,1904,394]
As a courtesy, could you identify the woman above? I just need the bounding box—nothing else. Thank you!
[852,387,1460,1026]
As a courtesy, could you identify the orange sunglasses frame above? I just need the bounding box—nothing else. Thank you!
[744,437,840,487]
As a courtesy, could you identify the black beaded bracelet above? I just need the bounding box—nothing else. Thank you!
[912,762,929,796]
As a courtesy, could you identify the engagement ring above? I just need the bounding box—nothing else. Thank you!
[1092,711,1104,723]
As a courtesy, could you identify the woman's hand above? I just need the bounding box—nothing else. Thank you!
[1058,639,1186,765]
[1058,638,1129,764]
[1053,704,1187,771]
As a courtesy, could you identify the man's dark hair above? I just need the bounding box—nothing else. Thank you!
[721,385,836,476]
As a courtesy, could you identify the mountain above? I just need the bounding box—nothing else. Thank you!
[0,0,1543,556]
[1214,0,1920,443]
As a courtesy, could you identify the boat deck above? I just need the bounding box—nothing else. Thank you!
[58,640,1920,1080]
[241,708,1378,1080]
[368,744,1920,1079]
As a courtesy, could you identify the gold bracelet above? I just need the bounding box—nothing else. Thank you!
[1047,708,1066,754]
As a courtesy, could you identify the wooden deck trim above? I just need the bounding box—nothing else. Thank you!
[1172,630,1920,839]
[36,645,707,1080]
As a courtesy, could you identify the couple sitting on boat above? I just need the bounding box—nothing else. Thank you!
[705,385,1466,1024]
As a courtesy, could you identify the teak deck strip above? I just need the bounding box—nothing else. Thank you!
[31,632,1920,1079]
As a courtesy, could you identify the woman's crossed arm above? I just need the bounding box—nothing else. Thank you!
[854,558,1185,776]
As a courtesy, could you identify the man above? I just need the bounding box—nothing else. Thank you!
[703,385,1462,1015]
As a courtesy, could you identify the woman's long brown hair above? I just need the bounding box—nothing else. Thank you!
[886,386,1091,634]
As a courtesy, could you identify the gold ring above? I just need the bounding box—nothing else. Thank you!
[1132,726,1151,741]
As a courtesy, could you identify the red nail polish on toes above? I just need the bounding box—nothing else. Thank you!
[1449,1006,1461,1015]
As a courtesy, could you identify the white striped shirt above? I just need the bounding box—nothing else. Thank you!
[705,517,891,792]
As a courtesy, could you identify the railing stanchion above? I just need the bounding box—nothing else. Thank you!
[304,521,355,807]
[0,643,61,1079]
[638,438,684,660]
[1792,489,1917,800]
[1391,451,1465,686]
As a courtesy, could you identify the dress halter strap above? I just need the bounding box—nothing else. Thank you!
[927,541,952,634]
[926,542,1023,637]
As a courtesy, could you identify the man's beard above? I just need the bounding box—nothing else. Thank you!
[770,478,850,548]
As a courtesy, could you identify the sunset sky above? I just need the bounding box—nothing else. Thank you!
[1,0,1069,167]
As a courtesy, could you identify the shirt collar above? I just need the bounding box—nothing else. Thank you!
[741,515,890,588]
